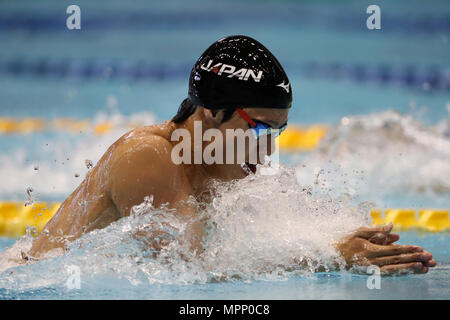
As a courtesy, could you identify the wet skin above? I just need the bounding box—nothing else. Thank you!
[26,107,436,275]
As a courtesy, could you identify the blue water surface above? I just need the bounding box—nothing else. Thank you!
[0,232,449,299]
[0,0,449,299]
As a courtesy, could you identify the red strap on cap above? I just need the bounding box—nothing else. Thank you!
[236,108,257,128]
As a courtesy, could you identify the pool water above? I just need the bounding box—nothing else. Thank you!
[1,0,449,299]
[0,233,449,300]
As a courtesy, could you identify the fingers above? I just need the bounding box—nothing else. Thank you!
[369,232,399,245]
[370,251,433,266]
[368,243,424,258]
[380,262,428,275]
[424,259,437,267]
[387,233,400,244]
[354,223,393,239]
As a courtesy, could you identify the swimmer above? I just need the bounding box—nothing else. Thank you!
[26,35,435,275]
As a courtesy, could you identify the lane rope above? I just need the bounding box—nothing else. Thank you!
[0,117,329,151]
[0,202,449,237]
[1,10,449,34]
[1,58,448,91]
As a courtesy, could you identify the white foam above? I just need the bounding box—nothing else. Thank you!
[0,164,369,288]
[295,109,450,207]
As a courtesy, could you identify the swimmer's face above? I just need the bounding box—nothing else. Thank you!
[206,107,289,165]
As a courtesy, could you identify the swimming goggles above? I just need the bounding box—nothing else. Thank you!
[236,108,287,139]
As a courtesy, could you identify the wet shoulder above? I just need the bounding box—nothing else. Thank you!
[120,122,174,143]
[109,123,176,168]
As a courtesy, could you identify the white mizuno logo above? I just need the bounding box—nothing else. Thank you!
[276,81,290,93]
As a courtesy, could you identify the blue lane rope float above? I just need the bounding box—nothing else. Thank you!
[0,10,449,34]
[0,57,448,91]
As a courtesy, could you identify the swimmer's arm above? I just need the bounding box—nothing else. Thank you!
[108,135,204,254]
[28,156,119,259]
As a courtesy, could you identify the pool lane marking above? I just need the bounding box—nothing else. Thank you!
[1,58,448,91]
[0,117,329,151]
[0,204,449,237]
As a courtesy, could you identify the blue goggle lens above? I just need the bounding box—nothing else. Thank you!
[251,122,287,139]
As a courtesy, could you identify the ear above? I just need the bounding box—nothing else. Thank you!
[203,108,224,126]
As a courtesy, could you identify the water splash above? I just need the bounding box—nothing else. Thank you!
[0,165,369,290]
[24,187,36,207]
[294,109,450,208]
[84,160,94,170]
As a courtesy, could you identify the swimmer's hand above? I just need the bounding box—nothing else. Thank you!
[335,223,436,275]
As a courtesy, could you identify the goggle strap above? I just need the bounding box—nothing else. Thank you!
[236,108,257,128]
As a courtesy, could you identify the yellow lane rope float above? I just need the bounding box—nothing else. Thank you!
[278,125,328,151]
[370,209,450,232]
[0,202,448,237]
[0,117,328,151]
[0,202,60,237]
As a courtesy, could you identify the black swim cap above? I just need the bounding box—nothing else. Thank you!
[188,35,292,110]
